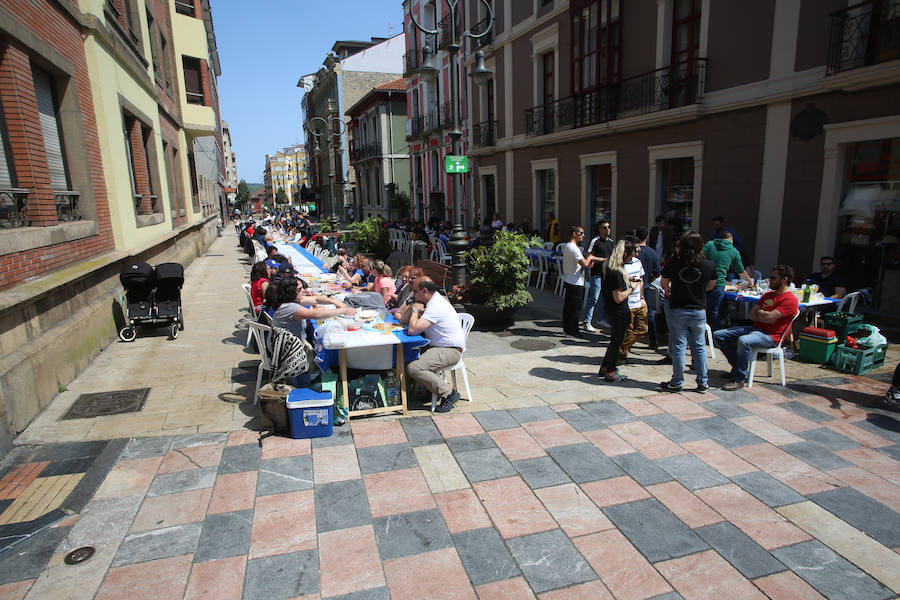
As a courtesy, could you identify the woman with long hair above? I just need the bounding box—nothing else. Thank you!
[372,260,396,306]
[250,261,269,311]
[658,231,716,393]
[599,240,638,382]
[273,276,355,340]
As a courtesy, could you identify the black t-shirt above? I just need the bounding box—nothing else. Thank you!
[602,268,630,316]
[588,236,615,276]
[809,271,846,297]
[662,258,716,309]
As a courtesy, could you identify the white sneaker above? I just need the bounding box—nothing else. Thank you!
[582,322,597,332]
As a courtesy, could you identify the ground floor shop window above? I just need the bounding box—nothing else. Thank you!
[586,163,611,230]
[658,156,694,237]
[536,168,555,236]
[481,173,495,226]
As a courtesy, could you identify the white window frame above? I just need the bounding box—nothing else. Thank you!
[531,157,558,230]
[478,165,498,225]
[654,0,710,70]
[530,23,559,107]
[579,150,617,233]
[647,140,704,230]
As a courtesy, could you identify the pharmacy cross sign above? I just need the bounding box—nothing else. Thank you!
[444,155,468,174]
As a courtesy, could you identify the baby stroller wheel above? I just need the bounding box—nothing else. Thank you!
[119,326,137,342]
[169,323,179,340]
[178,312,184,331]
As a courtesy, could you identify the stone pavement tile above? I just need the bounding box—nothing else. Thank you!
[243,549,319,600]
[655,549,767,600]
[555,408,605,432]
[836,446,900,485]
[680,439,757,477]
[249,489,316,559]
[777,401,834,424]
[708,387,760,404]
[0,580,32,600]
[130,488,211,533]
[614,396,664,417]
[312,443,360,484]
[508,405,559,424]
[522,419,586,449]
[183,555,245,600]
[806,487,900,547]
[356,442,418,475]
[581,475,651,509]
[217,442,261,475]
[653,454,730,490]
[513,456,573,489]
[778,501,900,594]
[795,427,861,451]
[609,453,673,486]
[454,448,518,482]
[645,481,724,529]
[643,394,715,421]
[602,498,707,562]
[93,456,163,499]
[453,527,522,586]
[693,398,752,419]
[256,455,314,496]
[471,410,520,432]
[259,436,311,460]
[226,430,259,447]
[399,417,444,446]
[373,508,453,560]
[582,429,636,457]
[573,529,673,600]
[0,462,46,500]
[62,494,143,549]
[730,471,807,508]
[609,422,685,460]
[208,471,257,514]
[694,521,785,579]
[682,416,765,449]
[147,466,217,496]
[751,570,827,600]
[434,488,492,534]
[537,580,615,600]
[489,428,546,461]
[95,554,193,600]
[742,402,819,433]
[412,444,469,494]
[382,547,475,600]
[328,587,389,600]
[434,414,486,439]
[579,400,639,425]
[732,443,842,495]
[473,476,557,539]
[640,414,707,444]
[506,529,596,594]
[193,509,252,563]
[545,443,624,483]
[877,443,900,462]
[475,577,537,600]
[535,483,614,537]
[730,416,804,446]
[363,467,435,518]
[157,444,224,475]
[848,415,900,444]
[314,479,372,533]
[829,466,900,513]
[311,423,354,448]
[351,420,408,449]
[445,433,497,454]
[119,437,172,460]
[794,395,869,423]
[781,440,853,472]
[694,484,811,550]
[318,525,384,598]
[22,542,118,600]
[112,520,203,567]
[0,526,70,585]
[772,540,893,600]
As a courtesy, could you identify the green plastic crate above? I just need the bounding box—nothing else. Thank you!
[822,312,864,343]
[832,343,887,375]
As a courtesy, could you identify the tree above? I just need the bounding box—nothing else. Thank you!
[235,179,250,212]
[275,187,289,206]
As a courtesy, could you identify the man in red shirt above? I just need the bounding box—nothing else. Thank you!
[713,265,799,390]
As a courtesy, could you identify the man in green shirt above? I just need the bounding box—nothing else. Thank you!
[703,232,753,330]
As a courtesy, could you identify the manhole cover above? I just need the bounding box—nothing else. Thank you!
[62,388,150,420]
[510,339,556,351]
[64,546,95,565]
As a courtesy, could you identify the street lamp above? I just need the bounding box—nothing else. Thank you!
[409,0,493,287]
[308,115,346,232]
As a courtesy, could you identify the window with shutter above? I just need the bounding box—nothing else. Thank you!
[183,57,203,105]
[33,67,70,191]
[0,111,14,189]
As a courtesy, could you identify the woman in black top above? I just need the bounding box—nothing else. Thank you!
[599,240,639,382]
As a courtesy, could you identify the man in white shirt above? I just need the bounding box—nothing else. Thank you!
[398,277,466,412]
[619,240,648,362]
[561,225,597,339]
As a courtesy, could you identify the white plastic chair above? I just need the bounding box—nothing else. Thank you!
[748,310,800,387]
[431,313,475,412]
[527,253,541,288]
[435,240,451,265]
[247,322,273,404]
[837,291,860,314]
[543,242,554,250]
[554,256,565,296]
[242,283,260,347]
[705,323,715,359]
[555,243,567,254]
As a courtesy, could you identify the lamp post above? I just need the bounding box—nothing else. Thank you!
[409,0,493,287]
[308,115,346,232]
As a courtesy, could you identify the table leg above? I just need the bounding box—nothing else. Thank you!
[397,344,407,415]
[339,349,350,415]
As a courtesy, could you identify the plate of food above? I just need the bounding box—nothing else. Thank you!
[355,309,378,322]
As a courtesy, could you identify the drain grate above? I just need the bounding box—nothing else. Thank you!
[62,388,150,420]
[510,339,556,351]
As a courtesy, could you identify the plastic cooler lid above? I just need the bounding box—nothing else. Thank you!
[286,389,334,409]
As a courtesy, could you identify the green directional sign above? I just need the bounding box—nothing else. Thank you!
[444,155,469,174]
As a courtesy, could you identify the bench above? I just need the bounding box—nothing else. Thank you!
[417,259,451,290]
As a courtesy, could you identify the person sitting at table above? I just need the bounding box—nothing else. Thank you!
[342,256,375,290]
[250,262,270,312]
[372,260,396,306]
[330,248,349,274]
[273,276,355,341]
[809,256,846,299]
[703,232,754,330]
[398,277,466,413]
[713,265,799,391]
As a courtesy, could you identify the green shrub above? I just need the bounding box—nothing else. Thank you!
[348,216,390,255]
[465,230,534,311]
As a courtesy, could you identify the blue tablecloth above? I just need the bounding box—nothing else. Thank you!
[723,292,841,311]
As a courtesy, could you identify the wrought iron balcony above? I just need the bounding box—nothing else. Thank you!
[472,120,497,147]
[438,13,459,49]
[350,142,382,162]
[470,16,494,51]
[827,0,900,75]
[56,191,81,222]
[407,115,425,138]
[524,58,707,137]
[403,49,419,77]
[0,188,29,228]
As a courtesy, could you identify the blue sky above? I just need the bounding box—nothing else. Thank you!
[214,1,405,184]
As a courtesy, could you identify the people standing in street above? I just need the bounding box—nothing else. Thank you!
[617,238,648,363]
[649,216,675,260]
[658,232,716,393]
[703,232,754,329]
[633,227,661,350]
[599,240,638,382]
[561,225,596,339]
[583,220,615,331]
[711,216,744,252]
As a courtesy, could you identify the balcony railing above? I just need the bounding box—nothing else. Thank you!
[470,16,494,51]
[408,115,424,138]
[525,58,707,136]
[403,34,437,77]
[56,191,81,222]
[438,13,459,49]
[350,142,382,162]
[0,188,29,228]
[185,91,204,105]
[827,0,900,75]
[472,120,497,147]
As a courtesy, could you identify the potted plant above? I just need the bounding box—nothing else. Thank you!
[347,216,390,257]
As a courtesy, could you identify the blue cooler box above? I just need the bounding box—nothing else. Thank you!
[287,389,334,439]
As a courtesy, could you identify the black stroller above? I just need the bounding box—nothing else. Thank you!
[119,261,184,341]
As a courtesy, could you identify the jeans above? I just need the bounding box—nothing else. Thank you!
[647,306,658,345]
[668,308,708,388]
[620,303,649,358]
[583,275,605,324]
[713,325,776,383]
[563,283,585,335]
[706,286,726,330]
[602,308,632,372]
